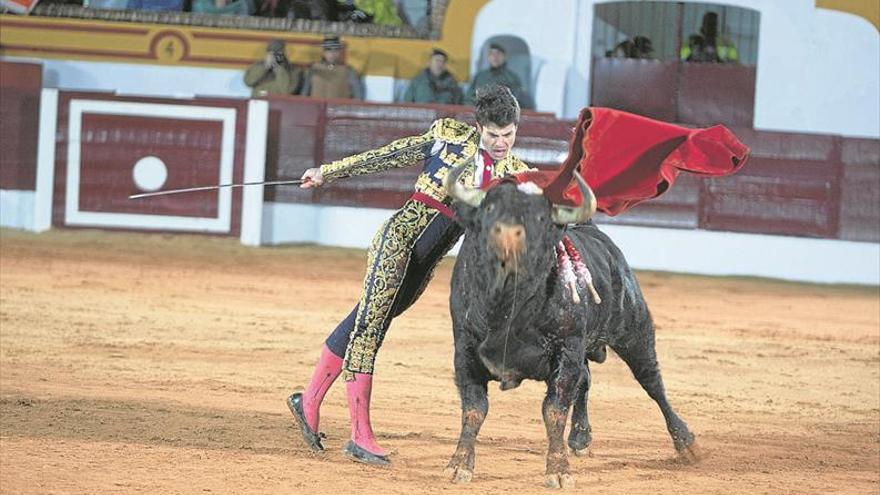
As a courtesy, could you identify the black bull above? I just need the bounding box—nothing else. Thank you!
[444,168,699,488]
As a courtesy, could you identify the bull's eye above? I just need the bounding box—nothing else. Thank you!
[536,214,545,222]
[486,203,496,213]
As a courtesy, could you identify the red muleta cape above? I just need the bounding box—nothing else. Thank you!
[512,107,750,216]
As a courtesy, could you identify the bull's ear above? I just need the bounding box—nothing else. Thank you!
[451,202,480,229]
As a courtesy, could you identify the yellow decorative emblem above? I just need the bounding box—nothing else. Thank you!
[150,31,189,63]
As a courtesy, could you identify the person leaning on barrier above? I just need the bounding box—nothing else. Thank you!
[402,48,464,105]
[301,36,364,100]
[286,84,534,466]
[243,40,303,96]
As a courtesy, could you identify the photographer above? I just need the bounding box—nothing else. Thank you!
[243,40,303,96]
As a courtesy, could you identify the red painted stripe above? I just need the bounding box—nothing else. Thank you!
[0,44,154,59]
[0,18,151,35]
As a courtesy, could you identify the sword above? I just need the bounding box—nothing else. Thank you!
[128,179,307,199]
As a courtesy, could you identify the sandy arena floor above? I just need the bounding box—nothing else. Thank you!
[0,228,878,494]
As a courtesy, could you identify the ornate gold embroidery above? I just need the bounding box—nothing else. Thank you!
[495,153,533,176]
[343,200,438,376]
[334,120,535,377]
[320,132,433,183]
[430,118,476,144]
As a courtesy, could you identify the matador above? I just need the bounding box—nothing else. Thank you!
[287,85,532,465]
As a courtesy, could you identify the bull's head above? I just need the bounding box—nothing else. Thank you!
[445,165,596,278]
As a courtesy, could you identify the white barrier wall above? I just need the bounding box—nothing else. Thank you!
[39,58,252,98]
[2,56,397,103]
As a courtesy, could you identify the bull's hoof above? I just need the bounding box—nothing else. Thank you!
[671,426,695,452]
[675,439,702,465]
[445,466,473,483]
[543,473,575,489]
[570,446,592,458]
[567,426,592,454]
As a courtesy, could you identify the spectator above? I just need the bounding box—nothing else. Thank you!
[680,11,739,63]
[191,0,253,15]
[85,0,129,8]
[682,34,712,63]
[126,0,182,11]
[353,0,403,25]
[255,0,290,17]
[333,0,372,22]
[302,36,364,100]
[466,42,533,109]
[285,0,327,19]
[607,35,654,59]
[243,40,303,97]
[402,48,463,105]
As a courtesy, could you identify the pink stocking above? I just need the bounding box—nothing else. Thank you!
[301,344,343,432]
[346,372,387,456]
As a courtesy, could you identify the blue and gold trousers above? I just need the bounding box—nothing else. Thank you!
[325,200,463,377]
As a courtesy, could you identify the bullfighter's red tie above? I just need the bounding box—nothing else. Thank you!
[480,149,494,186]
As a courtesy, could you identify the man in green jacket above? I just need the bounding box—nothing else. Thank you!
[466,43,533,109]
[243,40,302,97]
[402,48,464,105]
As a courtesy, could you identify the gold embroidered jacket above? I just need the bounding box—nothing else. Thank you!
[319,118,532,203]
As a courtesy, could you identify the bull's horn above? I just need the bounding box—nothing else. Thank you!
[551,172,597,225]
[444,163,486,208]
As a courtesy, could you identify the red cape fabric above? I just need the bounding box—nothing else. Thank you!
[509,107,750,216]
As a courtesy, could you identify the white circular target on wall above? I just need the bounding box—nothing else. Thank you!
[132,156,169,192]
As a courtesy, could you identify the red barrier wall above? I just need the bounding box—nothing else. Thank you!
[0,61,42,191]
[51,92,249,236]
[261,96,879,242]
[1,80,875,242]
[591,57,756,128]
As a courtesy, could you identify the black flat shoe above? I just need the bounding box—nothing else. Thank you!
[286,393,325,452]
[343,441,390,466]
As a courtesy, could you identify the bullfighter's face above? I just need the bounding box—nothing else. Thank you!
[477,122,517,161]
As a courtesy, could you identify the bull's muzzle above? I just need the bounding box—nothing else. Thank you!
[490,222,526,265]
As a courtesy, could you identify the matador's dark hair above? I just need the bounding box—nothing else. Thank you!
[474,84,521,128]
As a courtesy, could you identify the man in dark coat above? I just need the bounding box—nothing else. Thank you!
[402,48,464,105]
[466,42,533,109]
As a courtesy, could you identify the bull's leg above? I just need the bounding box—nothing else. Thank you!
[542,346,581,489]
[566,363,592,456]
[445,354,489,484]
[612,336,699,463]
